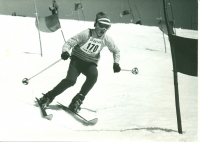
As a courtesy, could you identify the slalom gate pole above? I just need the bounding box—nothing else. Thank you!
[163,0,182,134]
[128,0,135,22]
[158,0,167,53]
[81,8,85,24]
[33,0,43,57]
[77,10,80,23]
[56,13,66,42]
[61,30,66,42]
[79,0,85,24]
[22,59,62,85]
[162,31,167,53]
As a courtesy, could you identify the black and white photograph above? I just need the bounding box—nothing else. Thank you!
[0,0,198,141]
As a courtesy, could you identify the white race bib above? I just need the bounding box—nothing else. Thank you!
[80,37,102,55]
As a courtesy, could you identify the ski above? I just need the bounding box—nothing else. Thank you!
[57,102,98,125]
[35,97,53,120]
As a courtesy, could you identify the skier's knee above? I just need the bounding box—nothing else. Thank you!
[68,79,76,86]
[88,73,98,83]
[62,78,76,87]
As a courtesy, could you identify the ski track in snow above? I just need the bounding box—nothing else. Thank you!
[0,15,198,142]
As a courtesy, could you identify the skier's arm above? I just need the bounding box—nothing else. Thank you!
[62,30,88,53]
[62,37,79,53]
[105,36,120,64]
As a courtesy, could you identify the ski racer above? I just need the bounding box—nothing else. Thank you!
[39,12,121,113]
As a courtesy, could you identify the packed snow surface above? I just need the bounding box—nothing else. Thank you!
[0,15,198,142]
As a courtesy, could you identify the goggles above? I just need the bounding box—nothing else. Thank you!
[97,22,111,30]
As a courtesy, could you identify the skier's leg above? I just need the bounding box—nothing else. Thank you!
[68,63,98,113]
[80,64,98,97]
[50,58,83,96]
[40,58,82,106]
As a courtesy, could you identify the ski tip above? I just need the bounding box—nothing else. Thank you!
[45,114,53,120]
[35,97,41,104]
[89,118,98,125]
[35,97,41,106]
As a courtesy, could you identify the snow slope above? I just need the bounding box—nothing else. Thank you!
[0,15,198,142]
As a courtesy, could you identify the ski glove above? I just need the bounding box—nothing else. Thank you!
[61,51,70,60]
[113,63,121,73]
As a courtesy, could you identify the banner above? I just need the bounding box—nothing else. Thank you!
[35,14,61,33]
[75,3,82,11]
[169,34,198,76]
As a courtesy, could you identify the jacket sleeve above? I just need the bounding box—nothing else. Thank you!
[105,35,120,63]
[62,30,88,53]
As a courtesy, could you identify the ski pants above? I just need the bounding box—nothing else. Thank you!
[49,56,98,99]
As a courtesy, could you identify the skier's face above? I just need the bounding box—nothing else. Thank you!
[95,22,111,36]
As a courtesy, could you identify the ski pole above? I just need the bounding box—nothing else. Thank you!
[121,67,139,75]
[22,59,62,85]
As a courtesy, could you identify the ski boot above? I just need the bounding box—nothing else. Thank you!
[39,92,55,109]
[68,93,85,113]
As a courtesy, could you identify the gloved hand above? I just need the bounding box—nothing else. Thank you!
[61,51,70,60]
[113,63,121,73]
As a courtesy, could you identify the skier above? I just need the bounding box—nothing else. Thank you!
[39,12,121,113]
[49,0,58,15]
